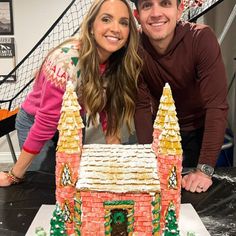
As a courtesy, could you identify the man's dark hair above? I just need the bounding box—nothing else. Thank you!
[131,0,181,9]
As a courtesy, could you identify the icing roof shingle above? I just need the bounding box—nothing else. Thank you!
[76,144,160,193]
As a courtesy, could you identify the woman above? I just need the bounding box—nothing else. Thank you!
[0,0,142,186]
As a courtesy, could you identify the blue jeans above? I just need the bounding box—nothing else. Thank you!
[15,108,56,173]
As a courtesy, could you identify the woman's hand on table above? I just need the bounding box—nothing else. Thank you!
[0,171,13,187]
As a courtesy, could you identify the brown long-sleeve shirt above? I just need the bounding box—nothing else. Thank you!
[135,21,228,167]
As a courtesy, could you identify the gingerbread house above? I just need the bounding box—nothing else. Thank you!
[50,82,182,236]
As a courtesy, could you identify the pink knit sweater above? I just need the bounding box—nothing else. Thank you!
[22,41,80,154]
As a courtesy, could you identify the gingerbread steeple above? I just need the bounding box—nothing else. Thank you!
[153,83,183,232]
[51,81,84,235]
[152,83,179,151]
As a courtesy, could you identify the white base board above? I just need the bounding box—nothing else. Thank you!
[26,203,210,236]
[0,152,20,163]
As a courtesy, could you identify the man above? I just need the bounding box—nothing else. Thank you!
[130,0,228,192]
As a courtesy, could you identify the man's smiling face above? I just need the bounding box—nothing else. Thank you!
[137,0,183,51]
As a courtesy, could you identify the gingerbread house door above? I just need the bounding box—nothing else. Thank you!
[111,209,128,236]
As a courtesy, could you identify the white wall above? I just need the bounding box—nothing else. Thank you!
[0,0,71,162]
[13,0,71,62]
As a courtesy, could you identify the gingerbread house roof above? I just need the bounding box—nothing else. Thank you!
[76,144,160,193]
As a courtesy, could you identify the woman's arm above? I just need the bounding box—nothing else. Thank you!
[0,150,36,186]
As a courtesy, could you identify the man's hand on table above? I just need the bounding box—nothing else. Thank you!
[182,170,213,193]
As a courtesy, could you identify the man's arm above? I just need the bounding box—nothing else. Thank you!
[182,26,228,193]
[195,26,228,167]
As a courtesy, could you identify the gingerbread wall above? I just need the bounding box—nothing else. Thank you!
[80,191,156,235]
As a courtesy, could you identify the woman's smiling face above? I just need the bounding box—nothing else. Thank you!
[92,0,130,63]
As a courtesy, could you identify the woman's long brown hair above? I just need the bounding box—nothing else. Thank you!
[78,0,142,137]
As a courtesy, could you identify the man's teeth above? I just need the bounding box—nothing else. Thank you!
[151,22,165,26]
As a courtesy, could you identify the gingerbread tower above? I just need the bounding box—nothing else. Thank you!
[51,81,84,235]
[153,83,183,232]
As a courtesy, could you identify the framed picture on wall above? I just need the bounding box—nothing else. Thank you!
[0,0,14,35]
[0,37,16,83]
